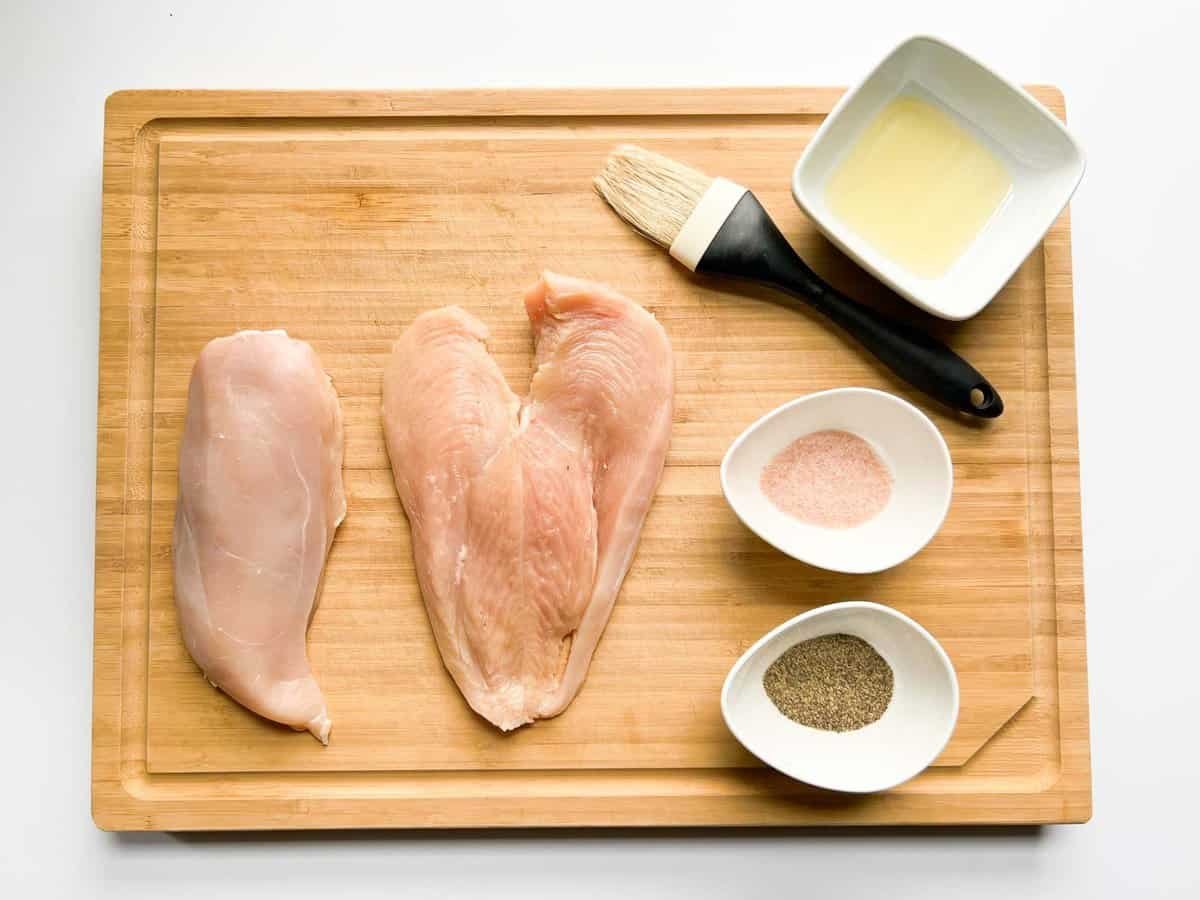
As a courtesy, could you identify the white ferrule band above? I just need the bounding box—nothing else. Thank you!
[668,178,749,271]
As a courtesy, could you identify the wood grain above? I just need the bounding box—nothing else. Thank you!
[92,88,1090,829]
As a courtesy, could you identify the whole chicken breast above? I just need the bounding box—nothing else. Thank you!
[172,330,345,743]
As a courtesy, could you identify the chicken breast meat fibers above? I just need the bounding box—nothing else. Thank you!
[173,330,346,743]
[383,272,674,731]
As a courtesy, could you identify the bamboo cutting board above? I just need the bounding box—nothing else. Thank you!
[92,88,1090,829]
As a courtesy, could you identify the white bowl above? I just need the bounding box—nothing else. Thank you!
[722,601,959,793]
[792,34,1086,321]
[721,388,952,574]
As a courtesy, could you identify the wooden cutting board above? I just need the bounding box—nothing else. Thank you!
[92,88,1090,829]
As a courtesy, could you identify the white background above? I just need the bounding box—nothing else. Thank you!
[2,0,1198,896]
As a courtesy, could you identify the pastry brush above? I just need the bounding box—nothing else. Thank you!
[594,145,1003,418]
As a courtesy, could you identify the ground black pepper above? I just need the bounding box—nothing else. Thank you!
[762,633,893,731]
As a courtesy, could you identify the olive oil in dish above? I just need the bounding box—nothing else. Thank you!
[825,94,1012,279]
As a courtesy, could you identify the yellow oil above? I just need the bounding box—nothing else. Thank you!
[825,94,1012,279]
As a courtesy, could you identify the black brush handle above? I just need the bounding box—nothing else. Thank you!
[696,192,1003,418]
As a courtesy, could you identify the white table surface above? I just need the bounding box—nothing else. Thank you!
[3,1,1197,896]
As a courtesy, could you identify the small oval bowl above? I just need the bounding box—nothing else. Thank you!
[720,387,952,574]
[722,601,959,793]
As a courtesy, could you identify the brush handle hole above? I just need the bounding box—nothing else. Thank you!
[970,386,994,411]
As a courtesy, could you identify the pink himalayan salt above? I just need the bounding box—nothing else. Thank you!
[760,429,892,529]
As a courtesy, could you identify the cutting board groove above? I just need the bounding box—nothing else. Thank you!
[92,88,1089,829]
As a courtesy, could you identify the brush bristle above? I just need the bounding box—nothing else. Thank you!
[593,144,714,248]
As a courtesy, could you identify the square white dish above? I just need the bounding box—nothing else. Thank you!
[792,35,1085,321]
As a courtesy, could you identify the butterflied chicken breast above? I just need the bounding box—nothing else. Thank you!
[173,330,345,743]
[383,272,674,730]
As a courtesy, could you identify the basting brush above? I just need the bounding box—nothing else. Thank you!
[595,145,1003,418]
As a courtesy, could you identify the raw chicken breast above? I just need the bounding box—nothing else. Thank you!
[383,272,673,730]
[173,330,346,743]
